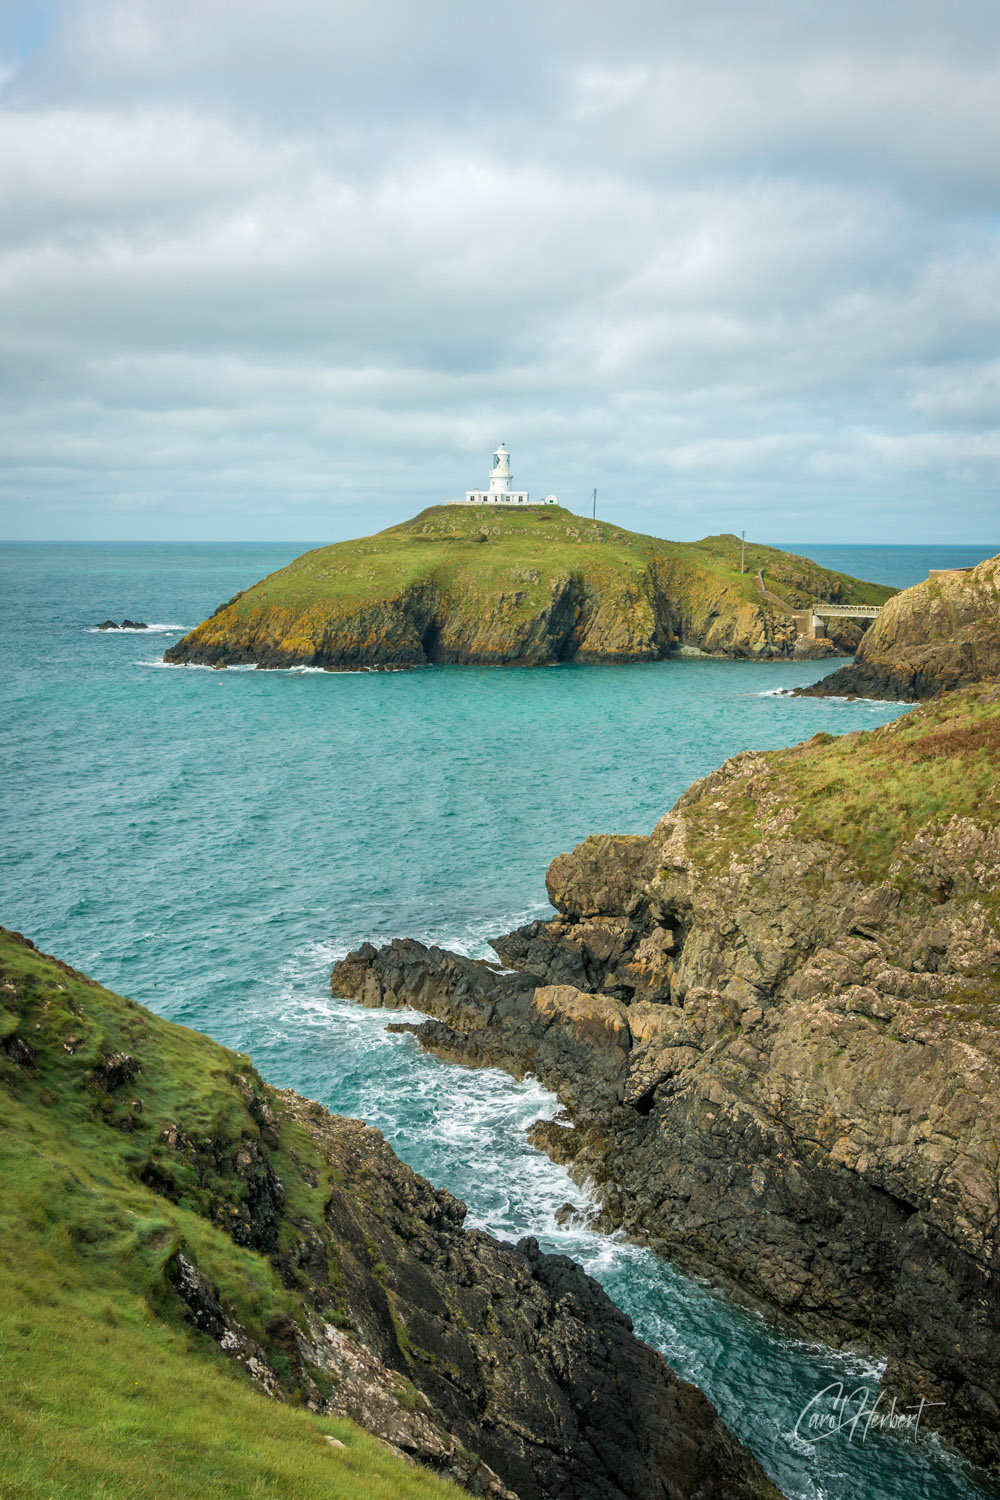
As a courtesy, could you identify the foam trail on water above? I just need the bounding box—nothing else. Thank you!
[87,622,189,634]
[245,929,989,1500]
[137,659,256,670]
[755,686,917,709]
[137,660,386,675]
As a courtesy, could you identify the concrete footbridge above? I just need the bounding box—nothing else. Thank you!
[755,571,883,640]
[811,603,882,619]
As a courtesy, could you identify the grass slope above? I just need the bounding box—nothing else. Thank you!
[0,930,459,1500]
[678,679,1000,883]
[226,507,893,623]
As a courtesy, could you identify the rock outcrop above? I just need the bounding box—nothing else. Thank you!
[164,507,891,670]
[799,553,1000,700]
[333,682,1000,1471]
[0,927,778,1500]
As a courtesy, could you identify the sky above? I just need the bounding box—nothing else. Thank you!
[0,0,998,543]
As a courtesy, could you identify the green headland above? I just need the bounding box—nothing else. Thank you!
[164,505,894,670]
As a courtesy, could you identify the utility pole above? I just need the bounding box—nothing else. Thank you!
[592,488,597,520]
[740,530,746,574]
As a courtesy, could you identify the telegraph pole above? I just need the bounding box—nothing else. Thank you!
[593,488,597,519]
[741,530,746,574]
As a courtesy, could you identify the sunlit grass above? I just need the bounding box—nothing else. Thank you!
[783,686,1000,876]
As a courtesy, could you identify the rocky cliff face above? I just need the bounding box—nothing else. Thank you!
[164,508,890,670]
[0,927,778,1500]
[333,683,1000,1471]
[800,553,1000,700]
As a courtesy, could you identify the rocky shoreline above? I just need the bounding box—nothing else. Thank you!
[800,553,999,701]
[0,927,779,1500]
[333,682,1000,1471]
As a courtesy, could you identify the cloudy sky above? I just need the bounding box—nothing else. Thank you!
[1,0,998,542]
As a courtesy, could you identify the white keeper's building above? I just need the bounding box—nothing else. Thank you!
[457,444,557,506]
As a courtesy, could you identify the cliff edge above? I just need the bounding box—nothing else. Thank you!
[164,507,892,670]
[0,927,778,1500]
[799,552,1000,700]
[334,682,1000,1470]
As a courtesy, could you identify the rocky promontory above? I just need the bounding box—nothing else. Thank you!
[0,926,778,1500]
[164,507,892,670]
[333,682,1000,1470]
[799,552,1000,700]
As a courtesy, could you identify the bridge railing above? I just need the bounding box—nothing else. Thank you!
[813,604,882,618]
[755,570,884,630]
[754,570,883,635]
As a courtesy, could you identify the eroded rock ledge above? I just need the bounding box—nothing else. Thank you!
[0,927,777,1500]
[332,685,1000,1471]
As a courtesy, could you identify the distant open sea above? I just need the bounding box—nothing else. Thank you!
[2,538,997,1500]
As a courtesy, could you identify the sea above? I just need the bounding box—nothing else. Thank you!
[2,539,997,1500]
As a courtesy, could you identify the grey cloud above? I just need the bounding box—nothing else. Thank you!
[0,0,997,541]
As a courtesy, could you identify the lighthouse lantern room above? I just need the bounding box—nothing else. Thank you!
[458,444,554,505]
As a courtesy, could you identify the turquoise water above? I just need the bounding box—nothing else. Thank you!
[2,540,998,1500]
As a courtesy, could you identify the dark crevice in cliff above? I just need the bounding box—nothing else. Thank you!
[630,1084,659,1117]
[420,617,442,662]
[873,1182,920,1222]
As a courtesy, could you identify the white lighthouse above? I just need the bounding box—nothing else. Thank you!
[457,444,555,506]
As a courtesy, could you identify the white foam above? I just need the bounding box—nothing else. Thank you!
[755,686,916,709]
[86,622,188,634]
[251,664,406,675]
[821,694,918,708]
[136,658,224,670]
[135,657,414,676]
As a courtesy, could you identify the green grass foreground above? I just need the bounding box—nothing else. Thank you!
[0,933,459,1500]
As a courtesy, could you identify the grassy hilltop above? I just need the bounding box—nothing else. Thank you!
[165,505,894,670]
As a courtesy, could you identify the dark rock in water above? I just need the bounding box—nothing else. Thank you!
[333,684,1000,1473]
[96,619,118,630]
[96,619,149,630]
